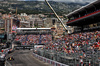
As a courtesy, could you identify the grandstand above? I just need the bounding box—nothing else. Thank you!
[66,0,100,32]
[60,0,100,66]
[14,28,52,45]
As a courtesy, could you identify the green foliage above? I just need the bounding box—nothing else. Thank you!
[0,1,86,16]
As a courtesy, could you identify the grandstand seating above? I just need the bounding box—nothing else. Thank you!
[42,31,100,65]
[14,34,52,45]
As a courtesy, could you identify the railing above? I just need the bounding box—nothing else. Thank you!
[34,47,100,66]
[33,52,68,66]
[5,61,12,66]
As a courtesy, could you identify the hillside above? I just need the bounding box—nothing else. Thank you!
[0,1,88,15]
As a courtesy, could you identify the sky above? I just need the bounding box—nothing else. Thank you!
[17,0,96,3]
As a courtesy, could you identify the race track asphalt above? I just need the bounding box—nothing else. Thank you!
[6,50,51,66]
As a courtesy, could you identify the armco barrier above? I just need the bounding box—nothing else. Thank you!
[33,53,69,66]
[5,61,12,66]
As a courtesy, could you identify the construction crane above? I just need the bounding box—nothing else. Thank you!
[45,0,67,32]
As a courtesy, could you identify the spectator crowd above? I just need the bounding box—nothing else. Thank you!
[14,34,52,45]
[44,30,100,65]
[14,31,100,65]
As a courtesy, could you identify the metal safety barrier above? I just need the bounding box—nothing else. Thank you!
[33,47,100,66]
[5,61,12,66]
[33,53,68,66]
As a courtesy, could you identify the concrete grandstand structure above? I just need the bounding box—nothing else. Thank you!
[16,28,52,35]
[66,0,100,32]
